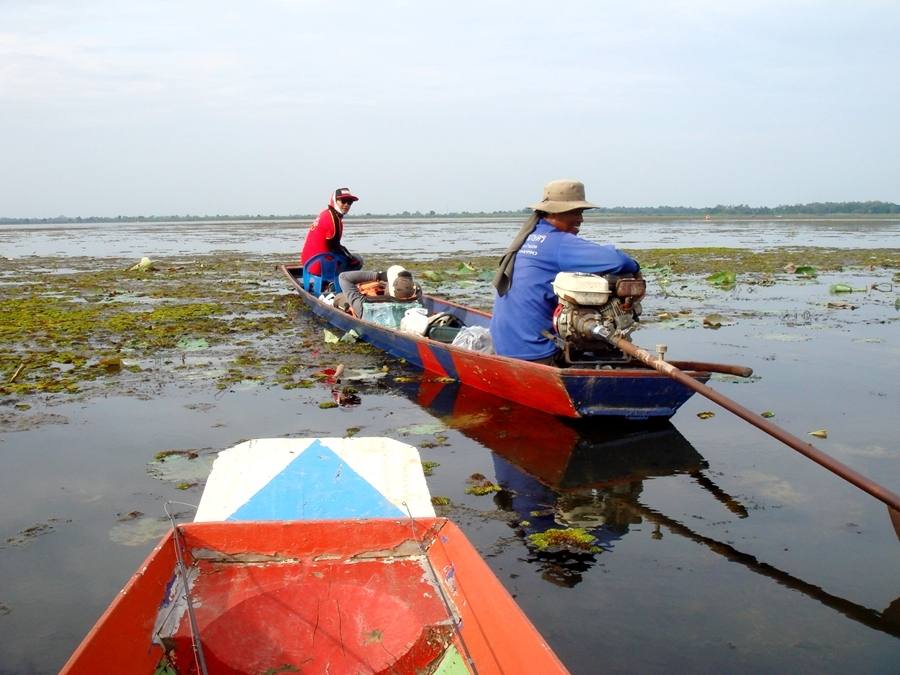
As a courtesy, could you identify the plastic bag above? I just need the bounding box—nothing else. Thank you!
[451,326,494,353]
[400,307,429,335]
[365,301,424,329]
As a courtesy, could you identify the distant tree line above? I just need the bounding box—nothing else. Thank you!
[592,201,900,216]
[2,201,898,224]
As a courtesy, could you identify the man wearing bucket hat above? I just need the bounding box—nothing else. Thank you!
[490,179,640,364]
[300,187,365,275]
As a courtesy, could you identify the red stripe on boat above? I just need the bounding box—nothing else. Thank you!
[417,342,450,377]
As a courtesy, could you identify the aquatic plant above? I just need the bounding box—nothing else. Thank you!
[527,527,601,554]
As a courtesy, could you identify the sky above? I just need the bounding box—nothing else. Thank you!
[2,0,899,217]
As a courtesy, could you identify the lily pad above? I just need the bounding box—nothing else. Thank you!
[702,313,732,329]
[147,452,215,483]
[109,517,172,546]
[706,271,736,288]
[176,337,209,351]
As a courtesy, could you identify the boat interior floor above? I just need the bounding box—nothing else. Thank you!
[161,556,457,673]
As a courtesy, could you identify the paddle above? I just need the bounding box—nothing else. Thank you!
[607,336,900,538]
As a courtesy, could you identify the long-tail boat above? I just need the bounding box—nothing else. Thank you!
[282,263,751,420]
[61,437,567,674]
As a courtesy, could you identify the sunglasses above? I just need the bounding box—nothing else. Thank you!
[338,198,354,205]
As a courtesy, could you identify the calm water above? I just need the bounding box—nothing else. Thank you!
[2,215,899,260]
[1,218,898,673]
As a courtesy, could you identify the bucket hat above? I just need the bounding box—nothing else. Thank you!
[529,179,598,213]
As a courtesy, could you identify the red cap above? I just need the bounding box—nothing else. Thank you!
[333,187,359,203]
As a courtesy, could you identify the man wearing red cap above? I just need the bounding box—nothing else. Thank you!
[300,187,364,275]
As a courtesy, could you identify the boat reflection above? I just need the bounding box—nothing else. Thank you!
[395,376,715,586]
[392,376,900,635]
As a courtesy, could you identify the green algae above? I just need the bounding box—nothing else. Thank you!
[421,460,440,476]
[0,255,318,397]
[527,527,601,554]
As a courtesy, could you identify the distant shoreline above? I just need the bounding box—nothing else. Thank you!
[3,211,900,226]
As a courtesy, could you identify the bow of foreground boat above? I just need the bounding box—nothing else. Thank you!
[61,438,568,675]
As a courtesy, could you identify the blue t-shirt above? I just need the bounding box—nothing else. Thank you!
[489,219,639,360]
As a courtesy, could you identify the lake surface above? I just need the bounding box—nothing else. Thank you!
[0,218,898,673]
[3,215,899,260]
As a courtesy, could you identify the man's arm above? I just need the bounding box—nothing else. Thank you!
[560,237,639,275]
[337,270,379,317]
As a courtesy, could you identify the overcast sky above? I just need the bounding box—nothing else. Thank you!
[2,1,899,217]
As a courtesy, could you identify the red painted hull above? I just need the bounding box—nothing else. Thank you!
[282,264,710,420]
[61,519,567,674]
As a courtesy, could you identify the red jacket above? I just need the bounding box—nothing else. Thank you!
[300,207,346,274]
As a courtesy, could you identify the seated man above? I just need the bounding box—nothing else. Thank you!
[336,265,419,318]
[300,187,364,275]
[490,179,640,365]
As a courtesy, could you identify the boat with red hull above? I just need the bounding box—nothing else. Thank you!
[282,263,746,420]
[62,437,568,674]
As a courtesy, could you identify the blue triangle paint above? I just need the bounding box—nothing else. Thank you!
[228,439,404,521]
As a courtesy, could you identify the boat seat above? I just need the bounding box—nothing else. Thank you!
[302,253,350,296]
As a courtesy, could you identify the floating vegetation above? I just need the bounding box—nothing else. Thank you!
[421,461,440,476]
[154,449,199,461]
[527,527,601,554]
[702,313,729,329]
[431,496,451,506]
[148,450,214,483]
[829,283,866,294]
[108,516,172,547]
[0,255,314,397]
[809,429,828,439]
[318,401,339,409]
[419,435,448,449]
[706,271,736,288]
[697,411,715,420]
[345,426,361,437]
[4,519,69,547]
[760,411,776,418]
[465,473,501,495]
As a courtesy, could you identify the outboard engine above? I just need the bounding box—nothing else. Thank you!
[551,272,645,362]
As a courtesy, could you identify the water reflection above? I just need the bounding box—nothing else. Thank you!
[398,377,709,586]
[396,377,900,634]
